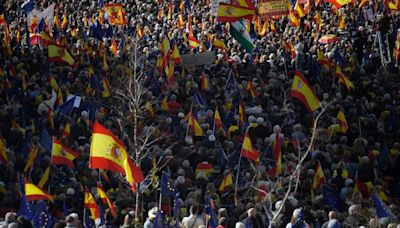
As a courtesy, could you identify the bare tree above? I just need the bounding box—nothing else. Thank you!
[109,39,169,220]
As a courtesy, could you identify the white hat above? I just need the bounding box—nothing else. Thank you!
[66,188,75,195]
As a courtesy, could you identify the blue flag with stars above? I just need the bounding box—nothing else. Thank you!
[323,186,340,211]
[372,193,395,219]
[161,172,176,196]
[18,194,33,220]
[33,201,52,228]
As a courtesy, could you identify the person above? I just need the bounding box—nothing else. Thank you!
[143,208,158,228]
[242,208,264,228]
[182,204,205,228]
[321,211,340,228]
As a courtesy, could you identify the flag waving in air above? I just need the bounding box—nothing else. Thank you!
[268,131,282,177]
[241,132,260,164]
[104,3,127,25]
[51,139,80,168]
[290,71,321,112]
[25,183,53,201]
[97,185,117,218]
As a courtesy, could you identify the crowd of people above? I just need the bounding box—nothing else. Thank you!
[0,0,400,227]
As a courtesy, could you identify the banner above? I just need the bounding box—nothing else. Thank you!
[27,3,55,28]
[210,0,230,16]
[181,51,216,67]
[258,0,289,18]
[104,3,127,25]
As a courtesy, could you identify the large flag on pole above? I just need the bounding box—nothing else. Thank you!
[25,183,53,201]
[230,20,254,52]
[104,3,128,25]
[217,3,255,22]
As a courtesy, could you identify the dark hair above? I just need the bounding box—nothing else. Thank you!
[190,204,200,215]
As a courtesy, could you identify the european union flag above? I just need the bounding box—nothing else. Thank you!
[292,209,305,228]
[224,70,237,97]
[33,201,52,228]
[52,25,59,41]
[185,0,191,10]
[21,0,35,14]
[205,198,218,228]
[90,22,103,41]
[105,25,114,38]
[84,212,94,228]
[57,96,75,116]
[18,194,33,220]
[40,128,52,153]
[334,48,344,65]
[62,201,68,218]
[161,172,177,196]
[372,193,395,219]
[323,186,340,211]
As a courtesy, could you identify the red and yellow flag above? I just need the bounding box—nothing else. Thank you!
[334,66,354,90]
[246,81,259,98]
[241,133,260,164]
[124,157,144,191]
[317,50,334,69]
[268,132,282,177]
[314,12,322,32]
[172,43,181,64]
[214,108,224,132]
[84,188,100,219]
[97,185,117,218]
[38,166,50,188]
[289,11,300,27]
[213,38,227,51]
[294,0,306,17]
[25,183,53,201]
[200,73,209,91]
[24,145,38,173]
[354,181,373,198]
[239,103,246,127]
[312,161,326,189]
[337,111,348,133]
[217,3,255,22]
[51,139,79,168]
[188,109,205,136]
[161,96,169,111]
[30,16,38,33]
[290,71,321,112]
[327,0,351,8]
[219,171,233,192]
[89,122,129,174]
[61,15,68,29]
[195,162,214,178]
[188,35,200,49]
[104,3,128,25]
[48,45,75,65]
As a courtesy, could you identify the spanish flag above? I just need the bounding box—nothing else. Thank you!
[167,2,174,20]
[104,3,128,25]
[30,16,38,33]
[246,81,259,98]
[84,188,100,219]
[24,146,38,173]
[48,45,75,65]
[293,0,306,18]
[334,66,354,90]
[290,71,321,112]
[56,89,63,106]
[327,0,351,8]
[317,50,334,69]
[217,3,255,22]
[289,11,300,27]
[60,122,71,139]
[338,14,345,30]
[38,166,50,188]
[201,73,209,91]
[214,108,224,133]
[167,60,175,84]
[268,132,282,177]
[241,132,260,164]
[195,162,214,178]
[188,35,200,49]
[172,43,182,64]
[213,38,227,51]
[313,12,322,32]
[124,157,144,191]
[53,15,61,30]
[97,185,117,218]
[25,183,53,201]
[111,39,118,57]
[89,122,129,174]
[312,161,326,189]
[337,111,348,133]
[354,181,373,198]
[237,0,256,8]
[0,14,4,26]
[177,14,184,28]
[389,0,400,10]
[188,109,205,136]
[51,139,80,168]
[0,137,7,163]
[219,172,233,192]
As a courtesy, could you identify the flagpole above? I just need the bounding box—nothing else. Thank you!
[83,208,86,228]
[234,149,243,206]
